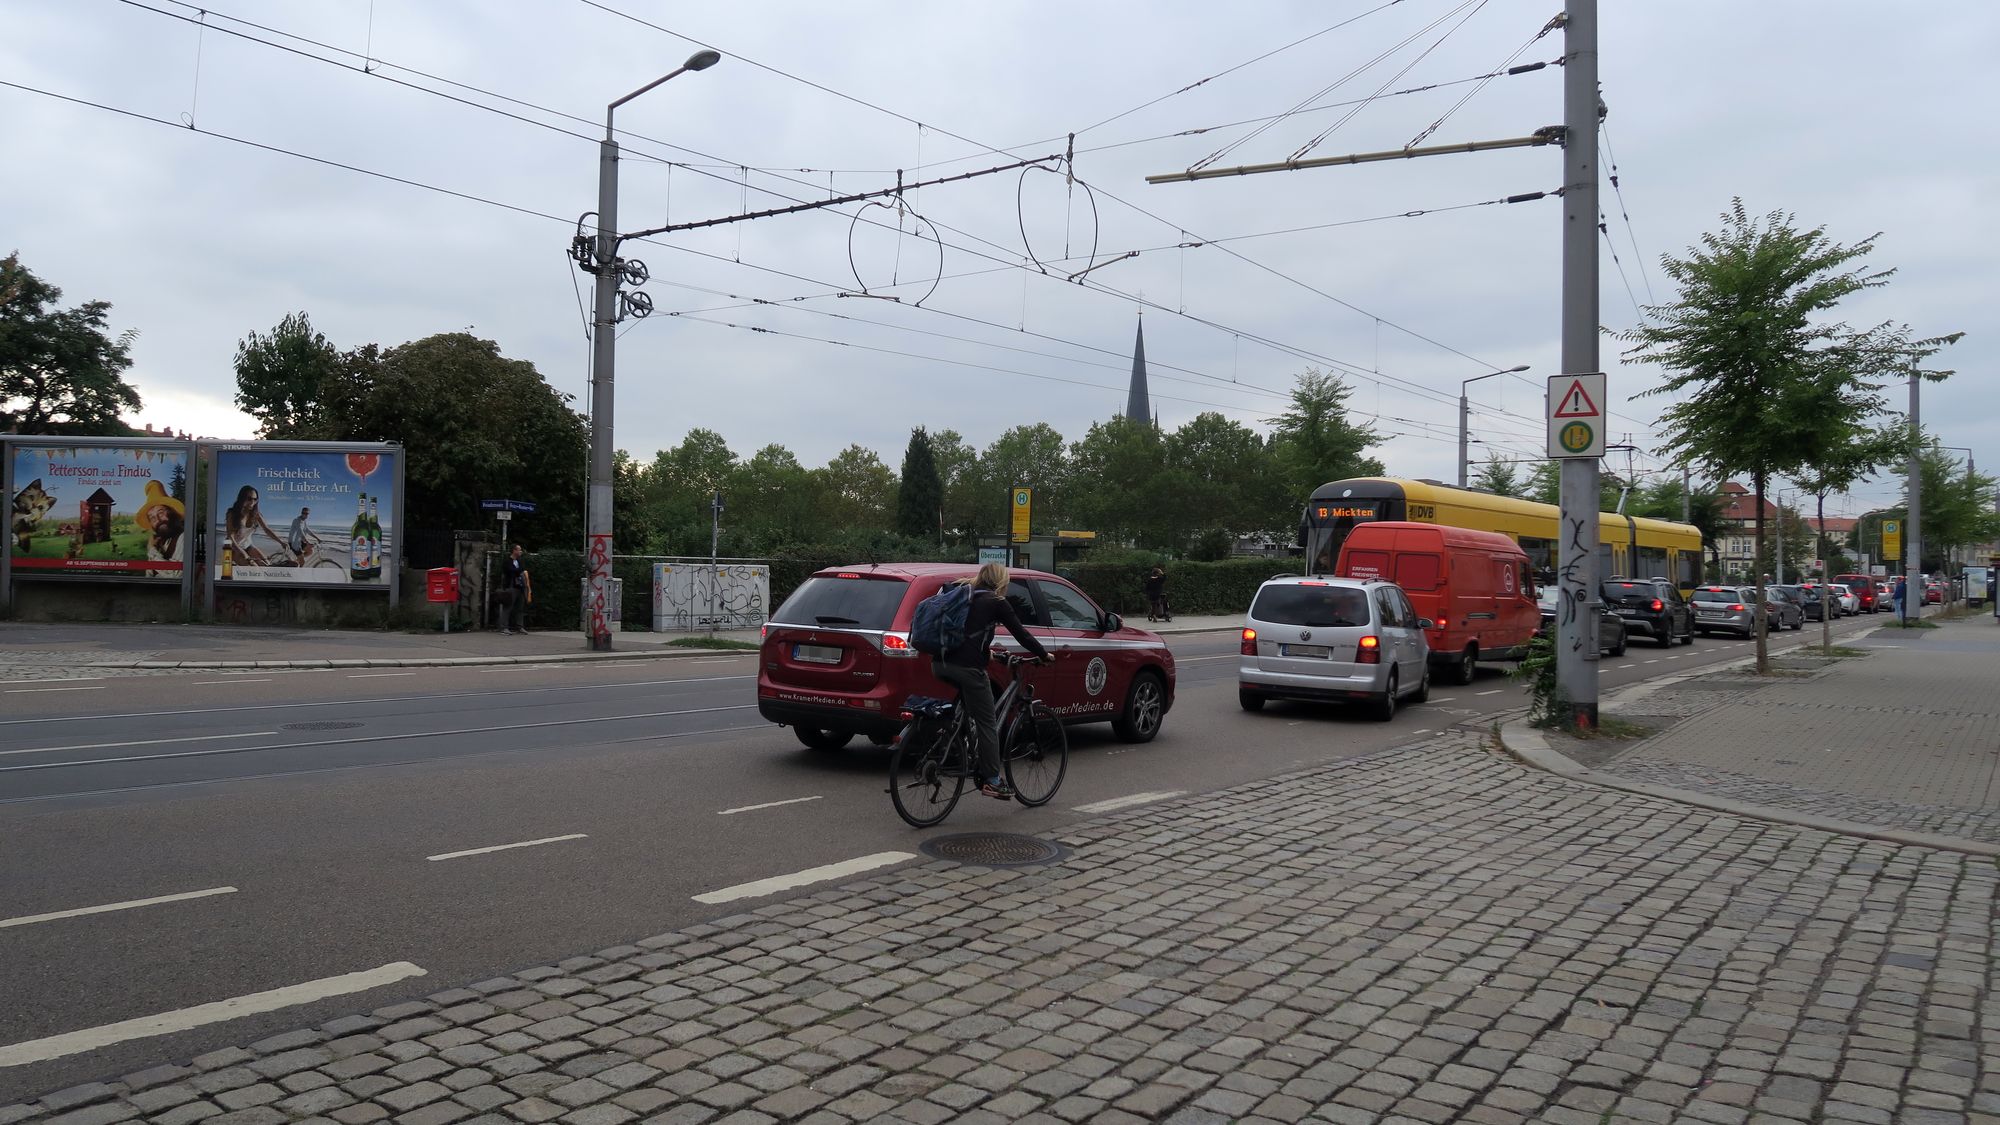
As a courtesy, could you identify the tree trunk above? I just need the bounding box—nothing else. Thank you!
[1817,491,1832,653]
[1753,469,1769,674]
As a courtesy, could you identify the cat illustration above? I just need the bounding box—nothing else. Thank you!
[10,478,55,554]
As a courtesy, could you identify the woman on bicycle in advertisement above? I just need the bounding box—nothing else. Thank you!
[934,562,1051,800]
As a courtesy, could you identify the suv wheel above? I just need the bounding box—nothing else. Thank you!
[1657,623,1674,648]
[793,726,854,752]
[1679,619,1694,645]
[1373,668,1399,721]
[1113,671,1167,743]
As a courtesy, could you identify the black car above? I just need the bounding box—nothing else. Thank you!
[1600,578,1695,647]
[1778,584,1831,623]
[1535,587,1626,656]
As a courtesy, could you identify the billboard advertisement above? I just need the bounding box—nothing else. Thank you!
[7,443,191,578]
[212,446,397,587]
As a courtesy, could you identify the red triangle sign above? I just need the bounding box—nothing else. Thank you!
[1552,378,1599,418]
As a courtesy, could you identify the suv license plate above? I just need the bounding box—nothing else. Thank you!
[1281,643,1331,658]
[793,644,842,664]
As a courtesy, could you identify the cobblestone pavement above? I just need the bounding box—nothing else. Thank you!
[0,650,180,681]
[1593,619,2000,845]
[5,733,1996,1124]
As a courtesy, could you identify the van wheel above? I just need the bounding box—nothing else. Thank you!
[1238,688,1266,712]
[1113,672,1167,743]
[1449,646,1478,685]
[794,726,854,752]
[1373,669,1399,721]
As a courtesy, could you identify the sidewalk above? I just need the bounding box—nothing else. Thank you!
[0,616,1246,674]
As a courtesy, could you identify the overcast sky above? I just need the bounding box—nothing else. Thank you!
[4,2,1991,519]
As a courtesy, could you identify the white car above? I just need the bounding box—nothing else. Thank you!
[1829,583,1858,615]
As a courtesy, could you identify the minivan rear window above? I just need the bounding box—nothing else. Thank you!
[1691,589,1740,604]
[771,576,909,629]
[1251,584,1371,627]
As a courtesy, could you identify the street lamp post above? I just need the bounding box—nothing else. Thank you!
[1457,365,1531,487]
[584,50,721,652]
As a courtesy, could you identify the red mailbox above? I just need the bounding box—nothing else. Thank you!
[426,567,460,603]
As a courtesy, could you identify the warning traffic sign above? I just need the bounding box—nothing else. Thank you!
[1546,372,1606,458]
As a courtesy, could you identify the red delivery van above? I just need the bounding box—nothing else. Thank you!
[1337,521,1540,685]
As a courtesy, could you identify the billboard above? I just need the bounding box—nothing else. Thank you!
[7,443,192,578]
[212,446,397,587]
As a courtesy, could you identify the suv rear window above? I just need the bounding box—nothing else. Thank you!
[771,576,909,629]
[1251,584,1371,627]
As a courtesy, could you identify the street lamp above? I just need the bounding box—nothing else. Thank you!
[584,49,721,652]
[1457,365,1531,487]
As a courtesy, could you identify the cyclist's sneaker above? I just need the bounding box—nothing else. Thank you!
[980,777,1014,800]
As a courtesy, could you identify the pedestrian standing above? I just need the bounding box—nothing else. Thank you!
[1144,566,1171,622]
[498,544,531,635]
[1892,575,1907,622]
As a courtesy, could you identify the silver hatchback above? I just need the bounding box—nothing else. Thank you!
[1238,576,1432,720]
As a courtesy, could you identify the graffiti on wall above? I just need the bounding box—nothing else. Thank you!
[651,563,769,630]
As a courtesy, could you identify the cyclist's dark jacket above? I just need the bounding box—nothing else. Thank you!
[940,587,1050,669]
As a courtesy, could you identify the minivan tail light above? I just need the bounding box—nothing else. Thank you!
[880,632,919,657]
[1357,635,1381,664]
[1240,628,1257,656]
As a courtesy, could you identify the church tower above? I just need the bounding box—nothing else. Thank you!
[1124,313,1152,424]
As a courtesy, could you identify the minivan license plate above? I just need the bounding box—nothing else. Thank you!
[793,644,842,664]
[1281,643,1331,658]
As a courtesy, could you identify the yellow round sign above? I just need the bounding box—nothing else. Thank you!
[1558,421,1594,454]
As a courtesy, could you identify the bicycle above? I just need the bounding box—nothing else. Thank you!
[887,651,1069,828]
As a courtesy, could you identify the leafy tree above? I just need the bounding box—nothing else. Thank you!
[1066,416,1166,547]
[816,445,896,530]
[1267,368,1383,497]
[1470,455,1521,498]
[1524,460,1625,512]
[0,253,142,434]
[1616,200,1959,672]
[963,423,1069,540]
[895,426,943,543]
[726,444,820,550]
[612,450,654,554]
[1790,422,1904,645]
[644,429,739,555]
[233,311,342,438]
[1163,412,1287,546]
[930,428,979,543]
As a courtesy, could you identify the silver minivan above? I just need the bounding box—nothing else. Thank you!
[1238,576,1432,720]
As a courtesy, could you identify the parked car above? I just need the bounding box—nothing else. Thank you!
[1691,585,1772,637]
[1826,583,1858,616]
[1238,576,1431,720]
[757,563,1175,749]
[1875,581,1895,611]
[1925,582,1944,604]
[1335,521,1540,684]
[1833,573,1878,613]
[1535,586,1626,656]
[1796,582,1835,619]
[1600,577,1695,646]
[1766,585,1809,630]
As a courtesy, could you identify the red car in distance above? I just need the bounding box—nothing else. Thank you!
[1832,573,1878,613]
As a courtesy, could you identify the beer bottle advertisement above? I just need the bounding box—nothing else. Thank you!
[211,447,396,586]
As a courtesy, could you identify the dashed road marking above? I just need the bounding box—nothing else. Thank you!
[0,731,279,759]
[0,962,427,1066]
[718,795,823,816]
[190,678,272,686]
[1073,791,1185,814]
[427,834,588,862]
[347,672,416,679]
[693,852,915,905]
[0,886,238,931]
[3,685,106,694]
[1475,689,1503,696]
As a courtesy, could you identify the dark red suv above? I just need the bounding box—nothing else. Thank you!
[758,563,1176,750]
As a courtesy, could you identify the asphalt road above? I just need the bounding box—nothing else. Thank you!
[0,613,1879,1100]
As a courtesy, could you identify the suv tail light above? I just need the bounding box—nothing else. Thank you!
[1357,635,1381,664]
[1649,598,1663,611]
[880,632,919,658]
[1240,628,1258,656]
[1728,603,1745,612]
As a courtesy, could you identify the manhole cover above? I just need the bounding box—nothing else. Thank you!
[919,832,1064,867]
[281,721,364,731]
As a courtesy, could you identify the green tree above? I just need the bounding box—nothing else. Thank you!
[895,426,943,543]
[1616,200,1959,672]
[964,423,1069,540]
[726,443,819,550]
[644,429,739,555]
[1163,412,1286,547]
[1066,416,1166,547]
[1790,422,1904,645]
[233,311,342,438]
[1470,455,1521,498]
[1524,461,1625,512]
[612,450,654,554]
[930,428,979,543]
[1267,368,1383,497]
[816,445,896,531]
[0,253,142,434]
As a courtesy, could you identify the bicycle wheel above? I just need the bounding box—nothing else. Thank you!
[1003,701,1068,807]
[889,718,965,827]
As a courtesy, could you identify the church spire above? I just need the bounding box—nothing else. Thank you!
[1125,312,1151,424]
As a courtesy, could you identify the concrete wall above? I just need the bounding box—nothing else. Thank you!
[5,580,188,623]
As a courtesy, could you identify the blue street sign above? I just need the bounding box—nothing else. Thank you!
[480,499,537,513]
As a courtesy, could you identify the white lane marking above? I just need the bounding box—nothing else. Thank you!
[718,795,823,816]
[1617,664,1637,669]
[1406,729,1433,736]
[693,852,915,905]
[1642,660,1660,665]
[0,731,279,760]
[0,676,755,728]
[427,834,588,862]
[694,657,752,664]
[1429,696,1457,703]
[190,678,272,686]
[3,686,107,694]
[0,886,238,931]
[0,704,757,774]
[348,672,416,679]
[1475,689,1503,696]
[0,676,107,686]
[0,962,426,1067]
[1072,791,1185,814]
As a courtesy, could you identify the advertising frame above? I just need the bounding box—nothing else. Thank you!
[205,440,403,606]
[2,435,196,614]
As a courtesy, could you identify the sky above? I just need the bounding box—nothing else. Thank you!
[4,1,1993,521]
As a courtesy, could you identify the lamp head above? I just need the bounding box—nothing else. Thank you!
[685,50,722,71]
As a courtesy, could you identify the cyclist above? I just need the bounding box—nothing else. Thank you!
[934,561,1051,800]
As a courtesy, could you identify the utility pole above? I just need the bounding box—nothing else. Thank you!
[1555,1,1601,728]
[1459,365,1531,487]
[1905,369,1922,622]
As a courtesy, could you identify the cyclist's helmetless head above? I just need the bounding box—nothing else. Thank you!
[975,561,1009,594]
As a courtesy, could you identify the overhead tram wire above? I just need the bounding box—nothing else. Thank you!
[1600,119,1657,306]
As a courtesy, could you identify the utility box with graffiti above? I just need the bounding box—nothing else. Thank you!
[651,562,769,631]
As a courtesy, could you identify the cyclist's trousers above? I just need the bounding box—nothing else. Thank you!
[933,661,1002,781]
